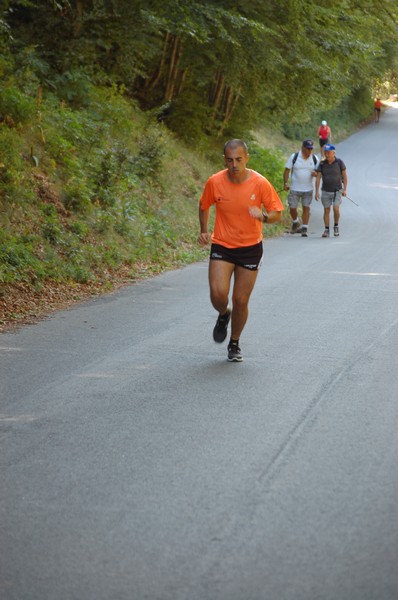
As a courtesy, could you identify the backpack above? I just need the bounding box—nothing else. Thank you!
[292,152,317,170]
[318,157,344,184]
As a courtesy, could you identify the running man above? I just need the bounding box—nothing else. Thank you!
[317,120,332,158]
[374,98,382,122]
[198,139,284,362]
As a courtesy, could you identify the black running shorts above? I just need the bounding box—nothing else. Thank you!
[210,242,263,271]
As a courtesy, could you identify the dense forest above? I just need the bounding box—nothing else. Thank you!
[2,1,398,137]
[1,0,397,327]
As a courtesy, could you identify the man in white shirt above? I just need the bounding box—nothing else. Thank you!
[283,139,319,237]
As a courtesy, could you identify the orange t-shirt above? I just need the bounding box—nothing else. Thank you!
[375,99,382,109]
[200,169,284,248]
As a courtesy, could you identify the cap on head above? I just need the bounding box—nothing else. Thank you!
[321,120,327,125]
[302,139,314,149]
[324,144,335,151]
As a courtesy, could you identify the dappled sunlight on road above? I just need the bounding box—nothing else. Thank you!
[369,180,398,190]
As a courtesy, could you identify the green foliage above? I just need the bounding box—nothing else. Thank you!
[51,69,94,107]
[0,230,46,283]
[0,125,25,171]
[3,0,398,143]
[0,0,397,306]
[281,83,376,144]
[63,179,92,213]
[0,85,36,123]
[0,72,212,291]
[134,125,166,179]
[40,204,62,245]
[166,88,211,145]
[247,143,285,190]
[68,220,89,238]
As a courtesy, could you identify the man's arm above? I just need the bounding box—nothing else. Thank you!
[312,156,320,176]
[248,207,282,224]
[264,210,282,224]
[198,204,211,245]
[341,169,347,196]
[283,167,290,191]
[315,172,322,200]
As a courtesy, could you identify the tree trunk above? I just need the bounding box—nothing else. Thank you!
[210,70,225,122]
[165,36,182,101]
[74,0,84,36]
[176,68,188,96]
[225,85,241,122]
[218,85,241,135]
[144,31,171,92]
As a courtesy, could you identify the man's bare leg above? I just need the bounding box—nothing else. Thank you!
[208,259,234,314]
[230,266,258,341]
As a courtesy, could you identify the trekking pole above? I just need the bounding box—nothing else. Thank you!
[345,195,359,206]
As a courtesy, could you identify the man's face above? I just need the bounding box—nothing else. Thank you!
[224,146,249,177]
[302,146,313,158]
[324,150,335,162]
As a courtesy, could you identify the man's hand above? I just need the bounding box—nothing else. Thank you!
[198,232,211,245]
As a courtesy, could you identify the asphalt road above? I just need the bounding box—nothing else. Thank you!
[1,104,398,600]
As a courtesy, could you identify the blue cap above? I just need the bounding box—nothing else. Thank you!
[324,144,335,151]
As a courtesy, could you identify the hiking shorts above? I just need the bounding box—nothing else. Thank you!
[210,242,263,271]
[319,138,329,148]
[321,190,342,208]
[288,190,313,209]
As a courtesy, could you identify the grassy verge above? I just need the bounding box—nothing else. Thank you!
[0,82,292,331]
[4,79,372,330]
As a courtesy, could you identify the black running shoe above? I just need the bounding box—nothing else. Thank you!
[227,342,243,362]
[334,225,339,237]
[213,308,231,343]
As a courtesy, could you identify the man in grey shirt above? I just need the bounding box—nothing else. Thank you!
[315,144,347,238]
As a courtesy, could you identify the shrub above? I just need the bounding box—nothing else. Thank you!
[0,232,45,283]
[63,179,92,213]
[0,85,36,124]
[134,125,166,179]
[247,143,285,190]
[68,220,89,237]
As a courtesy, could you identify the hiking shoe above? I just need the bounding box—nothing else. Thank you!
[334,225,339,237]
[322,229,330,238]
[227,342,243,362]
[300,227,308,237]
[213,308,231,343]
[290,221,301,234]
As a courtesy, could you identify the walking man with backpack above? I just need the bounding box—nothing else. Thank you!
[283,139,319,237]
[315,144,347,238]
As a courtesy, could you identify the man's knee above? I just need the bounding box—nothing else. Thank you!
[231,292,250,311]
[210,287,227,304]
